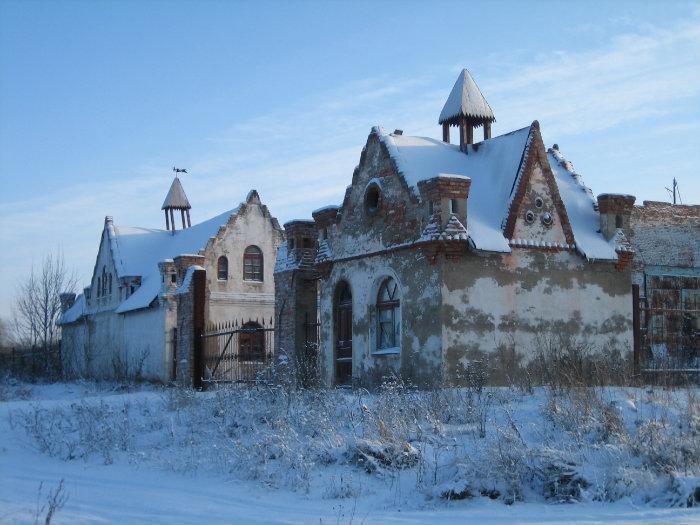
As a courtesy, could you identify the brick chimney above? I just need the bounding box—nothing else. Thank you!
[597,194,636,241]
[173,254,206,284]
[283,220,317,268]
[158,259,177,291]
[59,292,76,313]
[417,175,471,229]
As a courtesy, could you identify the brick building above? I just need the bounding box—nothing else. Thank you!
[629,201,700,372]
[275,69,638,388]
[59,178,283,383]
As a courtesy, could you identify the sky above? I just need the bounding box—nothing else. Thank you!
[0,0,699,320]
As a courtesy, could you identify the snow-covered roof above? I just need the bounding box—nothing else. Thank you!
[379,125,532,253]
[161,177,191,210]
[439,69,495,125]
[58,294,86,325]
[548,148,618,260]
[109,207,241,313]
[377,125,618,260]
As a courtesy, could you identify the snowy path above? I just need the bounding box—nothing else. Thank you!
[1,385,698,524]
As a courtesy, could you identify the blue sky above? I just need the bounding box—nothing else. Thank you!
[1,0,699,319]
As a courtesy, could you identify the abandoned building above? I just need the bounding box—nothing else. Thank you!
[275,69,641,388]
[59,176,284,383]
[629,201,700,373]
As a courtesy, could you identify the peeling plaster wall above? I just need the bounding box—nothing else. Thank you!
[318,250,442,388]
[441,249,633,383]
[307,132,634,388]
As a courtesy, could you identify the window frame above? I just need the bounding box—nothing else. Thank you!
[217,255,229,281]
[374,277,401,355]
[243,245,264,282]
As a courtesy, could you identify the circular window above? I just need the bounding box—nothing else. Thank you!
[541,212,553,226]
[534,197,544,209]
[365,183,381,214]
[525,210,535,224]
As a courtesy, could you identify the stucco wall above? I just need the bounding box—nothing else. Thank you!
[319,250,442,388]
[204,200,282,326]
[441,249,633,383]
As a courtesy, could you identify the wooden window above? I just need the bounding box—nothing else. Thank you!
[243,246,263,281]
[239,322,264,362]
[217,256,228,280]
[377,277,400,350]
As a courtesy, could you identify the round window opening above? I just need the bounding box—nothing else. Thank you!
[525,210,535,224]
[534,197,544,209]
[365,184,381,214]
[541,212,554,226]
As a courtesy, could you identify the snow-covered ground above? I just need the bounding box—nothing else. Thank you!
[1,380,699,524]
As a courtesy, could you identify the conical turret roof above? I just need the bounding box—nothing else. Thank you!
[161,176,191,210]
[439,69,495,125]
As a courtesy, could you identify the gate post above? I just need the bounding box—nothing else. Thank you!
[632,284,641,384]
[175,264,207,388]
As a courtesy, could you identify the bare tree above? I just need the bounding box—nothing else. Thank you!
[12,251,78,361]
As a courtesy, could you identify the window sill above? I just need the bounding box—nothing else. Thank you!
[371,348,400,356]
[243,279,264,284]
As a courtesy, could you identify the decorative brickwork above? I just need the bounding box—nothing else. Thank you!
[503,123,575,246]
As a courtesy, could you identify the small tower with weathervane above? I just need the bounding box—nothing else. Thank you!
[162,168,192,232]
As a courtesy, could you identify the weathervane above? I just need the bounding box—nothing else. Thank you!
[173,166,188,174]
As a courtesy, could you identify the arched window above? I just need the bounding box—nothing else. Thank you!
[243,246,263,281]
[239,322,265,362]
[377,277,400,350]
[217,256,228,280]
[365,183,381,214]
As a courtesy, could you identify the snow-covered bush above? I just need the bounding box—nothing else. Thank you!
[10,382,700,509]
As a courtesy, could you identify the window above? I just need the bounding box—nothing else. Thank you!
[376,277,400,350]
[302,238,312,249]
[541,212,553,226]
[428,201,435,216]
[289,238,295,250]
[615,214,623,228]
[534,197,544,209]
[525,210,535,224]
[450,199,458,214]
[97,277,101,297]
[365,183,380,214]
[170,273,177,284]
[243,246,263,281]
[239,322,265,362]
[108,273,112,295]
[217,256,228,280]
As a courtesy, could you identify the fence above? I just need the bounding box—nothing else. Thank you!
[0,346,62,379]
[199,319,275,385]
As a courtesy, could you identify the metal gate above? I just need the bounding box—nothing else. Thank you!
[199,318,275,385]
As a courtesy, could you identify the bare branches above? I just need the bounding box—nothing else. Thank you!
[12,250,78,357]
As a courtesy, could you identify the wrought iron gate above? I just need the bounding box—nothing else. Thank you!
[199,318,275,385]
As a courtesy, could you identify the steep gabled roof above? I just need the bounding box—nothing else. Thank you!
[439,69,495,125]
[378,124,532,253]
[376,123,619,260]
[161,177,191,210]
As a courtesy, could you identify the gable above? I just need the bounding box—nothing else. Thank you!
[510,160,569,244]
[503,127,575,247]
